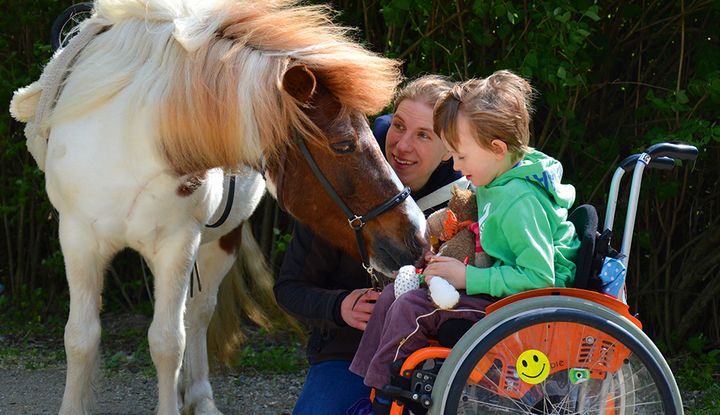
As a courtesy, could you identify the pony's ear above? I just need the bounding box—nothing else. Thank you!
[282,64,316,105]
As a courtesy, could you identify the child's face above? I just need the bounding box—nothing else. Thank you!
[385,99,451,191]
[444,114,511,187]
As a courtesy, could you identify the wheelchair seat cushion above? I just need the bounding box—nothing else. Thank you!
[437,318,477,347]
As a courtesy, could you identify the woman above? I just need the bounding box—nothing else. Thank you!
[274,75,469,415]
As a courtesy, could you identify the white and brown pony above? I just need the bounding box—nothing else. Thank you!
[9,0,427,414]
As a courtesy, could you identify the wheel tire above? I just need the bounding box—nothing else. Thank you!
[429,296,682,414]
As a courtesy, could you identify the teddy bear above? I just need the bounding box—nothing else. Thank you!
[427,185,494,269]
[394,185,493,309]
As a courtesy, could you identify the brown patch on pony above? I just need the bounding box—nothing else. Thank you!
[271,79,344,213]
[219,223,244,254]
[177,171,208,196]
[158,0,401,175]
[219,1,402,114]
[283,64,316,105]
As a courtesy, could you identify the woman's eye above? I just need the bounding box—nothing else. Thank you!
[418,132,429,140]
[392,122,405,131]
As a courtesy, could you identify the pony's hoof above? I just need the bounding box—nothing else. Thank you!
[189,398,223,415]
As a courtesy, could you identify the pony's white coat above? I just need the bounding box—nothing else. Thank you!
[45,84,265,415]
[12,1,266,414]
[11,0,416,413]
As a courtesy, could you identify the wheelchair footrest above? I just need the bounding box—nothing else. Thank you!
[382,384,432,410]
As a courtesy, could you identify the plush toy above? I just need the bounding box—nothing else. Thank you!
[427,185,493,268]
[394,185,493,309]
[394,265,460,309]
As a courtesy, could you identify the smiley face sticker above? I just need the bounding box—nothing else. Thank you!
[516,349,550,384]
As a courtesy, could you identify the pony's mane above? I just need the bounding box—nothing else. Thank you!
[50,0,402,174]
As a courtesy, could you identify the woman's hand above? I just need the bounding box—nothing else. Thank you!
[340,288,381,331]
[423,256,467,289]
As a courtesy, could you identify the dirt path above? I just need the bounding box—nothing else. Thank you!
[0,313,306,414]
[0,365,305,414]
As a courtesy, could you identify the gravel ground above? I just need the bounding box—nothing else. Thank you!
[0,365,305,414]
[0,313,306,415]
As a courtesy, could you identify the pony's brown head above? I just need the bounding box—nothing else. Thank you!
[121,0,429,272]
[266,65,428,274]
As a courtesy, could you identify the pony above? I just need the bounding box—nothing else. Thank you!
[9,1,428,414]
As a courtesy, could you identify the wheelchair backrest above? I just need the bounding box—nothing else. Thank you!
[568,204,627,296]
[567,204,602,291]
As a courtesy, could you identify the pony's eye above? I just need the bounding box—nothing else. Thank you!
[331,140,356,154]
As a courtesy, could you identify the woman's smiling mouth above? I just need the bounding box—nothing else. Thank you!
[392,154,416,166]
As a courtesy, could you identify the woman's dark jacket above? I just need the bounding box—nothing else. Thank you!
[273,115,464,364]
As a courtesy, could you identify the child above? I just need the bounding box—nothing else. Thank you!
[348,70,580,414]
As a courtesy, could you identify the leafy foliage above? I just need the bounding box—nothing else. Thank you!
[332,0,720,355]
[1,1,75,318]
[676,334,720,390]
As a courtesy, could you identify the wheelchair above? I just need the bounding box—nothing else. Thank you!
[379,142,698,415]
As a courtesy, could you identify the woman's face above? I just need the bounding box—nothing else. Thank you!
[385,99,450,191]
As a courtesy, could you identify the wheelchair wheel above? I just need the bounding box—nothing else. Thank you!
[51,2,95,52]
[430,296,682,415]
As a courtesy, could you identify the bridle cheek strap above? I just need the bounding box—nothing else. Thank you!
[295,135,411,286]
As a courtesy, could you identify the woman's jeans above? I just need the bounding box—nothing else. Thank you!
[292,360,370,415]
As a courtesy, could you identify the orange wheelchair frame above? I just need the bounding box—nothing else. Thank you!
[387,289,639,414]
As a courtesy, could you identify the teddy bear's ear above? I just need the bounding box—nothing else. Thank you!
[427,208,447,236]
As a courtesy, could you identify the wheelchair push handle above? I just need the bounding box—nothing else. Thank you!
[618,142,698,174]
[644,142,699,162]
[605,142,699,233]
[619,155,675,173]
[615,142,698,269]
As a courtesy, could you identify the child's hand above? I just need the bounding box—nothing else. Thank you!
[423,256,467,289]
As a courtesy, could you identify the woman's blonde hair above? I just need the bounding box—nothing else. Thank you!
[433,70,534,162]
[394,74,454,110]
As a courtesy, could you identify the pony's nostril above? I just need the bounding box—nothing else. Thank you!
[415,255,429,269]
[413,230,430,255]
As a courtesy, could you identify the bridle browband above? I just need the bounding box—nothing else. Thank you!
[293,133,411,286]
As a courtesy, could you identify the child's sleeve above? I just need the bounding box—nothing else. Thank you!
[465,195,556,298]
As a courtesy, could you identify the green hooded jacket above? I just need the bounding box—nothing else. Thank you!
[466,149,580,298]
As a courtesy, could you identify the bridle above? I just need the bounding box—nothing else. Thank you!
[277,132,411,286]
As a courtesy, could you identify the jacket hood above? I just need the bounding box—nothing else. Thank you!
[487,149,575,209]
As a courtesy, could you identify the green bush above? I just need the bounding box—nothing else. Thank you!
[331,0,720,354]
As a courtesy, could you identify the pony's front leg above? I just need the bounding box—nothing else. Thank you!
[144,230,201,415]
[58,217,113,415]
[182,228,242,415]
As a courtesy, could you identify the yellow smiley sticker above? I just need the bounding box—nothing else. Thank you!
[517,349,550,384]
